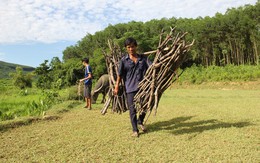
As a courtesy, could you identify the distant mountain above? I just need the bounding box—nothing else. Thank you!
[0,61,35,78]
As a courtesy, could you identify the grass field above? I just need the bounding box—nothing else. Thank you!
[0,80,70,121]
[0,82,259,162]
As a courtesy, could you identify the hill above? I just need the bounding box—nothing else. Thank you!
[0,61,35,78]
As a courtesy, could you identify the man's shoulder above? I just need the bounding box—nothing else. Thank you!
[86,65,92,72]
[121,54,129,61]
[138,54,148,60]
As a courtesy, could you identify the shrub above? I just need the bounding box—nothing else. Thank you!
[67,85,83,101]
[177,64,260,84]
[25,90,61,116]
[9,66,33,89]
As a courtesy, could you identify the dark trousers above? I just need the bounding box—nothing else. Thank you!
[126,91,146,132]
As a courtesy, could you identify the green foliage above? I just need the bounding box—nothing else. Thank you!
[66,85,83,101]
[62,58,84,86]
[35,2,259,89]
[52,79,63,90]
[7,3,258,90]
[19,89,29,96]
[35,60,52,89]
[91,48,107,78]
[0,82,62,121]
[62,45,82,61]
[26,90,61,116]
[34,58,84,88]
[60,2,259,74]
[9,66,33,89]
[0,79,13,93]
[177,64,260,84]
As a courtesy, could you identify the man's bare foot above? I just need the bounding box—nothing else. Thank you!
[132,132,139,137]
[140,125,147,132]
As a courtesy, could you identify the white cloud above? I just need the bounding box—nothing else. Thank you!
[0,0,257,44]
[116,0,258,21]
[0,0,106,44]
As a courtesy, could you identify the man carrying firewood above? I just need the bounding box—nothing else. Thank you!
[114,37,151,137]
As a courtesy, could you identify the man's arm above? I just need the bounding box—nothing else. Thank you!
[114,75,121,95]
[80,73,92,82]
[115,59,124,95]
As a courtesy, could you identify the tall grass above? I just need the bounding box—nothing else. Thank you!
[0,79,62,121]
[178,64,260,84]
[0,90,60,121]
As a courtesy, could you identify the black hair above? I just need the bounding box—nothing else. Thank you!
[124,37,137,47]
[82,57,89,64]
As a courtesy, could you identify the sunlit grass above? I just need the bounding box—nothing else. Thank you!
[0,84,259,162]
[0,91,41,119]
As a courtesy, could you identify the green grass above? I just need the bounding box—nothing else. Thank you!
[178,64,260,84]
[0,83,259,162]
[0,86,41,120]
[0,86,65,121]
[0,88,51,120]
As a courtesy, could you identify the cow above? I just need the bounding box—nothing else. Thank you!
[91,74,110,104]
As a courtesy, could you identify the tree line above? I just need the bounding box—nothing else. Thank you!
[34,1,259,89]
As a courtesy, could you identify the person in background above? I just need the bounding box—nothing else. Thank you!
[80,57,93,110]
[114,37,151,137]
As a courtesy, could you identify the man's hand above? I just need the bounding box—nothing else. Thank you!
[80,79,84,82]
[114,76,121,95]
[114,85,119,95]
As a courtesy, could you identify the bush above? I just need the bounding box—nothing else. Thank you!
[9,66,33,89]
[67,85,83,101]
[25,90,61,116]
[177,64,260,84]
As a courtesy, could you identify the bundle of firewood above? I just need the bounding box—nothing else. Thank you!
[134,27,194,116]
[100,40,128,115]
[101,27,194,116]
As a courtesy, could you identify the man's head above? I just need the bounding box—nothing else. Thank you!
[124,37,138,55]
[82,58,89,65]
[124,37,137,47]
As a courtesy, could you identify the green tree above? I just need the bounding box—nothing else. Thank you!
[59,1,259,72]
[35,60,52,89]
[62,58,84,86]
[91,48,107,78]
[9,66,33,89]
[62,45,82,61]
[49,57,64,89]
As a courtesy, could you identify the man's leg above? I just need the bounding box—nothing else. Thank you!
[138,112,146,125]
[85,97,88,107]
[126,92,139,133]
[86,84,92,110]
[138,112,147,132]
[87,98,92,110]
[83,85,89,108]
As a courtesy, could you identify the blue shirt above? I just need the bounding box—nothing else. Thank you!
[84,65,92,85]
[118,54,151,93]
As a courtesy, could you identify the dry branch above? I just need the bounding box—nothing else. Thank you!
[100,40,128,115]
[101,27,194,118]
[134,27,194,116]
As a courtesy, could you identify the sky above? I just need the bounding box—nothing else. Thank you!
[0,0,258,68]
